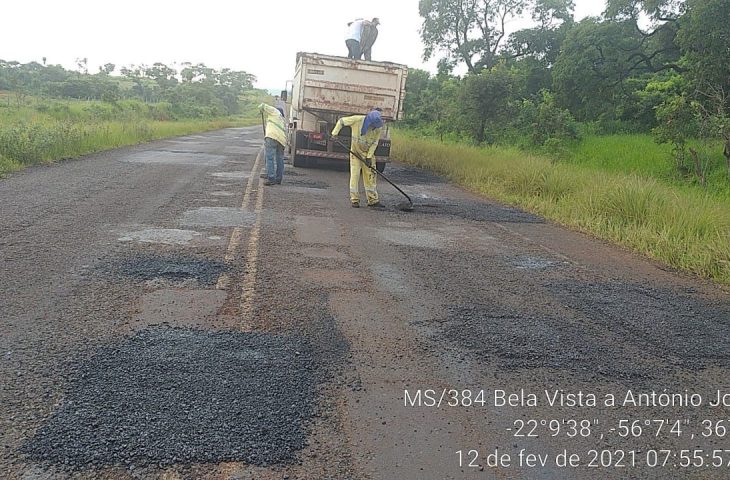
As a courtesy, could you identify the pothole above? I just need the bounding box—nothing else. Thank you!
[117,228,203,246]
[511,256,565,270]
[210,171,248,180]
[180,207,255,227]
[112,254,229,286]
[372,263,410,295]
[373,227,447,249]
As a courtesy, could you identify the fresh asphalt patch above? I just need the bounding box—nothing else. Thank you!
[443,281,730,383]
[22,326,320,470]
[413,198,545,224]
[383,164,447,186]
[111,254,229,286]
[549,281,730,369]
[443,304,653,382]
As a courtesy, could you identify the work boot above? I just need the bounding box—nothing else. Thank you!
[351,202,360,208]
[367,202,385,209]
[264,180,275,186]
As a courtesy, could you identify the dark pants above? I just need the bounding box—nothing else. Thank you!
[346,39,361,59]
[264,137,284,183]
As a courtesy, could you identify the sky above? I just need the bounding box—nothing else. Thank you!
[1,0,606,90]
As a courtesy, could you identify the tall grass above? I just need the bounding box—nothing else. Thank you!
[0,95,267,176]
[393,132,730,285]
[0,119,236,175]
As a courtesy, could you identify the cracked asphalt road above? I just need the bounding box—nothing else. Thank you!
[2,127,730,479]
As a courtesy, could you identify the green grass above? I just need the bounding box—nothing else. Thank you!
[566,133,730,200]
[0,93,267,176]
[393,131,730,285]
[566,134,674,176]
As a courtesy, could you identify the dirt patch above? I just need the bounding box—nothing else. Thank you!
[130,289,227,331]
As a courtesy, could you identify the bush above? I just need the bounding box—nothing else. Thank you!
[515,90,580,149]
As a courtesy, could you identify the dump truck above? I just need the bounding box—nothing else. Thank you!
[284,52,408,172]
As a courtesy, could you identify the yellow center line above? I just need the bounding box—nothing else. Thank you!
[211,145,266,477]
[239,174,265,331]
[216,148,264,289]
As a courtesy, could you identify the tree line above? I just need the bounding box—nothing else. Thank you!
[0,59,256,119]
[407,0,730,177]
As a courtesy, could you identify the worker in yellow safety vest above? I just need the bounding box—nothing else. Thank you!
[331,110,384,208]
[259,103,287,185]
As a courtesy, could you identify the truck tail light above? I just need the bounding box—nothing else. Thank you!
[309,133,324,141]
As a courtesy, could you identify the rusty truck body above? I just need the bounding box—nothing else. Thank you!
[286,52,408,172]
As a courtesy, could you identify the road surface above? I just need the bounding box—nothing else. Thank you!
[2,127,730,479]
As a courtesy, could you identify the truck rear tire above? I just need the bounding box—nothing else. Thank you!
[292,133,308,167]
[292,153,307,167]
[376,161,386,173]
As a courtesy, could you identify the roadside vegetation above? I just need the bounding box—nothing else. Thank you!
[401,0,730,284]
[0,60,268,175]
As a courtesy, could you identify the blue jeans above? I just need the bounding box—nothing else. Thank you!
[264,138,284,183]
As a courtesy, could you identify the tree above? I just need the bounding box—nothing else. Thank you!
[75,57,88,75]
[459,65,520,142]
[501,3,575,96]
[99,63,115,75]
[553,18,661,122]
[604,0,684,76]
[676,0,730,173]
[420,0,573,73]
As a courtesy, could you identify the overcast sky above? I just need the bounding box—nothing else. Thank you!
[2,0,606,90]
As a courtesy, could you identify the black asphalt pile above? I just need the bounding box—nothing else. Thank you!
[285,179,329,189]
[549,281,730,369]
[416,199,544,223]
[384,164,447,186]
[112,254,228,286]
[22,326,318,469]
[444,303,660,382]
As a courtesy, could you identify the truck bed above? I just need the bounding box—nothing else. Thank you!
[292,53,408,120]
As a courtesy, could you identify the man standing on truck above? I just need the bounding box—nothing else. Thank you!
[345,19,364,59]
[360,18,380,61]
[331,109,384,208]
[259,102,287,186]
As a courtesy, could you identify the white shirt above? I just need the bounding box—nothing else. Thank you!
[346,19,364,42]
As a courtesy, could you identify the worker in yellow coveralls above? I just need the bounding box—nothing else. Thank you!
[331,109,384,208]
